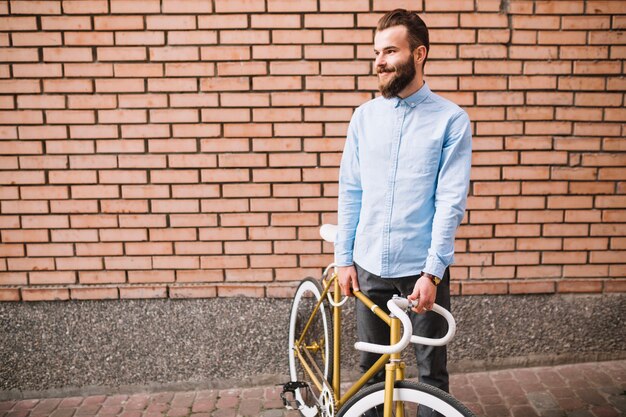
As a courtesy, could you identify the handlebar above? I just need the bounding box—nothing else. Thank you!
[354,296,456,355]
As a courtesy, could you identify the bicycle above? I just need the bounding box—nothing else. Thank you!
[282,224,475,417]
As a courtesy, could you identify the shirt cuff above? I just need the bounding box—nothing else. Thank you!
[423,255,446,279]
[334,251,353,267]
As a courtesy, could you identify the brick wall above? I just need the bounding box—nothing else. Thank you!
[0,0,624,302]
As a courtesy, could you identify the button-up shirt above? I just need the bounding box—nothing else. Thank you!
[335,82,472,279]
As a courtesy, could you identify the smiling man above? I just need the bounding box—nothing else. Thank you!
[335,9,473,417]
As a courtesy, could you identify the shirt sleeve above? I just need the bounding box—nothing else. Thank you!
[335,112,362,267]
[423,110,472,279]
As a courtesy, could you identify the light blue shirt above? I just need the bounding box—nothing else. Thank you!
[335,82,472,279]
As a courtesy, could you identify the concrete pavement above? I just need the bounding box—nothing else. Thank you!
[1,360,624,417]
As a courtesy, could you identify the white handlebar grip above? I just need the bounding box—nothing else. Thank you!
[410,304,456,347]
[354,298,413,355]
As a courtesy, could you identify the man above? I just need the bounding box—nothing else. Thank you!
[335,9,472,417]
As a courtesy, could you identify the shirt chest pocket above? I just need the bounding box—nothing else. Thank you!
[399,137,442,177]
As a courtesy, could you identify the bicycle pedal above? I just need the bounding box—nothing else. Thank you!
[280,381,309,410]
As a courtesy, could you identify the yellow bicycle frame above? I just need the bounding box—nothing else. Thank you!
[293,272,406,417]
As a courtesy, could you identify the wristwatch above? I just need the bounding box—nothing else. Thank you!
[422,272,441,286]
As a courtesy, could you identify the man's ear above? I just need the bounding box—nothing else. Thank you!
[414,45,427,66]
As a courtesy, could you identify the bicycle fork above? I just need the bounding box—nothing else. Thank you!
[384,314,405,417]
[353,290,407,417]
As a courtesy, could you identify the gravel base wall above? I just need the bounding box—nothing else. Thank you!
[1,293,624,399]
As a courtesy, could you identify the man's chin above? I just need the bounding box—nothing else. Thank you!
[378,79,394,98]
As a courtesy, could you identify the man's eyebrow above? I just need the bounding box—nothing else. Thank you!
[374,46,398,52]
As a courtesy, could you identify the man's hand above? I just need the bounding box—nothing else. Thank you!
[407,275,437,314]
[338,265,359,296]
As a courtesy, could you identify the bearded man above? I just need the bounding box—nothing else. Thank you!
[335,9,473,417]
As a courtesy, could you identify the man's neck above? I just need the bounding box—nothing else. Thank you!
[397,75,424,99]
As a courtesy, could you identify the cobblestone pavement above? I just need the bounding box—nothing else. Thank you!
[1,360,624,417]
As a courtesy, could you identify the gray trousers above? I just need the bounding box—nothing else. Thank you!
[355,264,451,417]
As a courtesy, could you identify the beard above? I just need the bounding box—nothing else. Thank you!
[377,53,416,98]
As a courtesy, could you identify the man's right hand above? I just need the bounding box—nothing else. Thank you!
[338,265,359,296]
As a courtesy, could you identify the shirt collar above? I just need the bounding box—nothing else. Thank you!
[390,82,431,108]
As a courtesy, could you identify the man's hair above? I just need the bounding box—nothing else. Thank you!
[377,9,429,66]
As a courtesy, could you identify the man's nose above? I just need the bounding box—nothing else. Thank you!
[375,55,384,68]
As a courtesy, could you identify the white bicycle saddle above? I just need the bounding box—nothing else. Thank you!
[319,224,338,244]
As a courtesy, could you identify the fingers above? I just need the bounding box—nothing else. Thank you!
[338,266,358,297]
[351,273,360,293]
[408,278,435,314]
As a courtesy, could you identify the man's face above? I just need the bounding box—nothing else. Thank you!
[374,26,419,98]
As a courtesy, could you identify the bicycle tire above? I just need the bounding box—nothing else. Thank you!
[337,380,475,417]
[288,277,334,417]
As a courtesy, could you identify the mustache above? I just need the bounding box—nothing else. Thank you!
[377,65,395,74]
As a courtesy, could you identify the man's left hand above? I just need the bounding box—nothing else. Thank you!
[407,274,437,314]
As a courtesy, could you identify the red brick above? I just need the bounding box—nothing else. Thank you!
[199,227,246,241]
[147,15,196,30]
[120,285,167,299]
[560,261,605,277]
[152,199,200,213]
[590,250,626,264]
[470,210,516,224]
[462,282,508,295]
[201,46,251,61]
[248,226,296,240]
[176,270,223,283]
[0,288,21,301]
[125,242,172,255]
[473,181,520,196]
[544,224,589,237]
[218,62,266,77]
[304,13,350,28]
[220,213,269,227]
[495,224,540,237]
[469,266,515,279]
[122,185,170,198]
[170,285,217,299]
[71,287,118,300]
[0,17,38,31]
[517,265,563,278]
[253,76,301,91]
[251,14,300,28]
[22,288,70,301]
[219,93,269,108]
[0,47,39,62]
[0,171,45,185]
[557,280,603,293]
[273,183,321,197]
[110,0,160,13]
[29,271,76,285]
[494,252,539,265]
[79,271,126,284]
[605,280,626,292]
[8,257,55,272]
[547,196,593,209]
[13,64,63,79]
[0,271,27,285]
[96,78,145,93]
[509,281,555,294]
[119,94,167,109]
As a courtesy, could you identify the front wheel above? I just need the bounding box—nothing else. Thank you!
[288,278,334,417]
[337,380,475,417]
